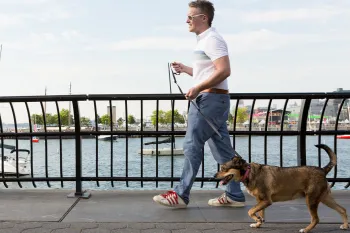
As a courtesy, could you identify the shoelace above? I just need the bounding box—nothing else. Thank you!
[161,191,179,205]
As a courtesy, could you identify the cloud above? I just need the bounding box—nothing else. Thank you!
[153,25,186,33]
[104,29,349,54]
[0,1,79,28]
[4,30,85,52]
[0,0,49,5]
[224,29,318,53]
[109,37,195,51]
[240,6,348,23]
[0,14,24,28]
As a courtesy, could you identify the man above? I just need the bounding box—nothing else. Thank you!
[153,0,245,208]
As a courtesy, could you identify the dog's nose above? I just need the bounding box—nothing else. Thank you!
[213,173,217,178]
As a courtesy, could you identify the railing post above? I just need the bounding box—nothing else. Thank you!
[68,100,91,198]
[297,98,311,166]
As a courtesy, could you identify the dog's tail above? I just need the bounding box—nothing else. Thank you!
[315,144,337,175]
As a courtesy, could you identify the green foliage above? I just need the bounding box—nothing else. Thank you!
[100,114,111,125]
[151,109,185,126]
[128,115,136,124]
[31,108,73,126]
[117,117,124,127]
[31,114,43,125]
[232,107,249,124]
[80,117,91,127]
[228,113,233,124]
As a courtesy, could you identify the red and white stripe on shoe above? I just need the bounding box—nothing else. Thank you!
[153,191,187,208]
[208,193,245,207]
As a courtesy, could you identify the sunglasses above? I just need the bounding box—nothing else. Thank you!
[187,14,206,21]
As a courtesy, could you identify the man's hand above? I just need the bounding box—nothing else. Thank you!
[171,62,193,76]
[171,62,185,74]
[185,86,200,100]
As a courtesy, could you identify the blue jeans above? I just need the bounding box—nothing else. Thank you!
[174,93,245,205]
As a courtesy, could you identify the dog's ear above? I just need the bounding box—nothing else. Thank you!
[231,156,247,168]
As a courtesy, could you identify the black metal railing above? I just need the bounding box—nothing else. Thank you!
[0,92,349,197]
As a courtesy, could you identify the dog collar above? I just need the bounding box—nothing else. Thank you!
[241,165,251,182]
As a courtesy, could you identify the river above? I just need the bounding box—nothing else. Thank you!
[1,135,350,191]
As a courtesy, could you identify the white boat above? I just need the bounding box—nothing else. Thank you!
[0,144,30,176]
[138,137,184,156]
[98,135,118,141]
[138,148,184,156]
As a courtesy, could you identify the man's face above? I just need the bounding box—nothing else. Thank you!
[186,7,206,33]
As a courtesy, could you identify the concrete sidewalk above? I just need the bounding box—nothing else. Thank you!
[0,189,348,232]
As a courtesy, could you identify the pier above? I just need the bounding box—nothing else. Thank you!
[0,189,349,232]
[0,92,350,232]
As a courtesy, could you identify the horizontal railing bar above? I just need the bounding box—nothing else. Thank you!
[0,92,349,102]
[1,130,349,137]
[0,177,347,183]
[0,95,87,103]
[87,92,350,100]
[0,177,76,182]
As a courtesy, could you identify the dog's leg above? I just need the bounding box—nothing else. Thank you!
[300,195,320,233]
[254,197,265,223]
[248,200,271,228]
[321,194,348,230]
[258,209,265,223]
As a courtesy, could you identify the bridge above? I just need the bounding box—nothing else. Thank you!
[0,92,349,232]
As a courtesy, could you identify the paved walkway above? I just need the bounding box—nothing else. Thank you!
[0,189,348,232]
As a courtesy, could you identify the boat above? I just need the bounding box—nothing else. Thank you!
[138,137,184,156]
[0,143,30,176]
[139,148,184,156]
[32,123,39,143]
[98,135,118,141]
[337,135,350,139]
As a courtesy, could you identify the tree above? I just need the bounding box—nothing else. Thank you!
[151,109,187,126]
[31,114,43,125]
[232,107,249,124]
[164,110,185,124]
[151,110,167,126]
[117,117,124,127]
[96,114,102,124]
[228,113,234,124]
[60,109,73,125]
[128,115,136,124]
[45,113,58,125]
[100,114,111,125]
[80,117,91,127]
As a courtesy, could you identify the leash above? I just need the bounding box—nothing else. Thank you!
[168,63,242,157]
[168,63,223,140]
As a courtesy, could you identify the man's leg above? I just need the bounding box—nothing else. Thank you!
[173,95,219,204]
[153,94,216,207]
[203,93,245,206]
[207,125,246,204]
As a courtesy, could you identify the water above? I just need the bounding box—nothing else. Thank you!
[1,136,350,191]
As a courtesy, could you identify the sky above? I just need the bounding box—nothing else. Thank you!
[0,0,350,123]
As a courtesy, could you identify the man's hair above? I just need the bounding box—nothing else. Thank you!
[188,0,215,27]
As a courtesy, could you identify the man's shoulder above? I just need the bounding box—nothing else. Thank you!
[205,29,227,44]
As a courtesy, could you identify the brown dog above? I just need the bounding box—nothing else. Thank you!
[214,144,348,233]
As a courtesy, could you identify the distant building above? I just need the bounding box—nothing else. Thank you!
[107,106,117,124]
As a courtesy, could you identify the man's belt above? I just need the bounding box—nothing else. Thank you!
[201,88,229,94]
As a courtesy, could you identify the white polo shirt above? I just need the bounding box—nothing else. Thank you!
[192,27,229,90]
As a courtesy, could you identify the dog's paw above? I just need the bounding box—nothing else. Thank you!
[299,229,306,233]
[250,223,261,228]
[340,224,349,230]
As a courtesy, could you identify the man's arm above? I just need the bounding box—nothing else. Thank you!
[195,55,230,91]
[183,65,193,76]
[172,62,193,76]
